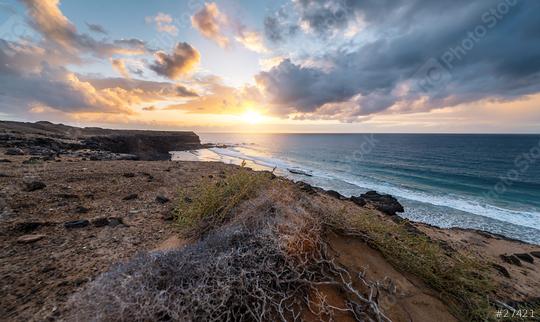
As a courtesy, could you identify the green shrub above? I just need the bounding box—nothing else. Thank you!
[320,205,494,321]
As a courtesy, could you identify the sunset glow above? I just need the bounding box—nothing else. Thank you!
[0,0,538,133]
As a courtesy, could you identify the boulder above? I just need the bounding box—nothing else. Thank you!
[500,254,521,266]
[350,196,367,207]
[5,147,24,155]
[91,217,110,227]
[23,181,46,192]
[359,191,404,215]
[123,193,138,201]
[156,195,170,204]
[515,253,534,264]
[325,190,346,200]
[64,220,89,229]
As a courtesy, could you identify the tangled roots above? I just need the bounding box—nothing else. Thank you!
[69,217,391,322]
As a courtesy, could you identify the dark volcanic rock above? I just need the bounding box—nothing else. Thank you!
[108,217,125,227]
[64,220,89,229]
[514,253,534,264]
[155,195,170,204]
[14,222,49,233]
[296,181,317,194]
[492,263,511,278]
[531,251,540,259]
[325,190,346,200]
[0,159,11,163]
[74,206,90,214]
[123,193,138,201]
[91,217,110,227]
[350,196,367,207]
[500,254,521,266]
[23,181,46,192]
[123,172,135,178]
[359,191,404,215]
[5,147,24,155]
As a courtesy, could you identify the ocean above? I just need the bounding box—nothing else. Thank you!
[172,133,540,244]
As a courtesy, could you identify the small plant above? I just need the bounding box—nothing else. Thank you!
[316,204,495,321]
[175,167,269,237]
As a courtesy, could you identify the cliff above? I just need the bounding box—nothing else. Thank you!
[0,121,201,160]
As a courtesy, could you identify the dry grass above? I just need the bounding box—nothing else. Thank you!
[174,166,271,237]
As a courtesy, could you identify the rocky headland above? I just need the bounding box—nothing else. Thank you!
[0,121,202,161]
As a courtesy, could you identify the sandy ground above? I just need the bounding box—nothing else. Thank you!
[1,154,539,321]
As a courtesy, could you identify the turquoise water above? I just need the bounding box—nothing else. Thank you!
[176,133,540,244]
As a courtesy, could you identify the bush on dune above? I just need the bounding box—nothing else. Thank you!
[174,166,271,237]
[69,216,391,322]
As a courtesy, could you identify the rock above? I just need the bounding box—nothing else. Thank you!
[326,190,346,199]
[14,222,48,233]
[155,195,170,204]
[296,181,317,194]
[491,263,511,278]
[17,234,45,244]
[123,172,135,178]
[531,251,540,259]
[91,217,109,227]
[360,191,404,215]
[57,193,79,199]
[23,181,46,192]
[0,159,11,163]
[514,253,534,264]
[500,254,521,266]
[162,213,174,221]
[64,220,89,229]
[350,196,367,207]
[184,196,193,203]
[123,193,138,201]
[108,217,125,227]
[74,206,90,214]
[5,147,24,155]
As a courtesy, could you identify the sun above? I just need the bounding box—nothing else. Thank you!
[241,110,264,124]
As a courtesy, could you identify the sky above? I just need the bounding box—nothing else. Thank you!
[0,0,539,133]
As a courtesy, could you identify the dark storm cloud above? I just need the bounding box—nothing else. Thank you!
[258,0,540,119]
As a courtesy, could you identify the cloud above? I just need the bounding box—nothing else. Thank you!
[149,42,200,80]
[257,0,540,121]
[191,2,229,48]
[263,6,299,43]
[176,85,199,97]
[235,29,267,53]
[165,76,261,114]
[86,22,108,35]
[20,0,148,57]
[111,58,130,78]
[146,12,178,35]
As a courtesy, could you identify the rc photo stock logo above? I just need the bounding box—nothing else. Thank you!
[413,58,453,94]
